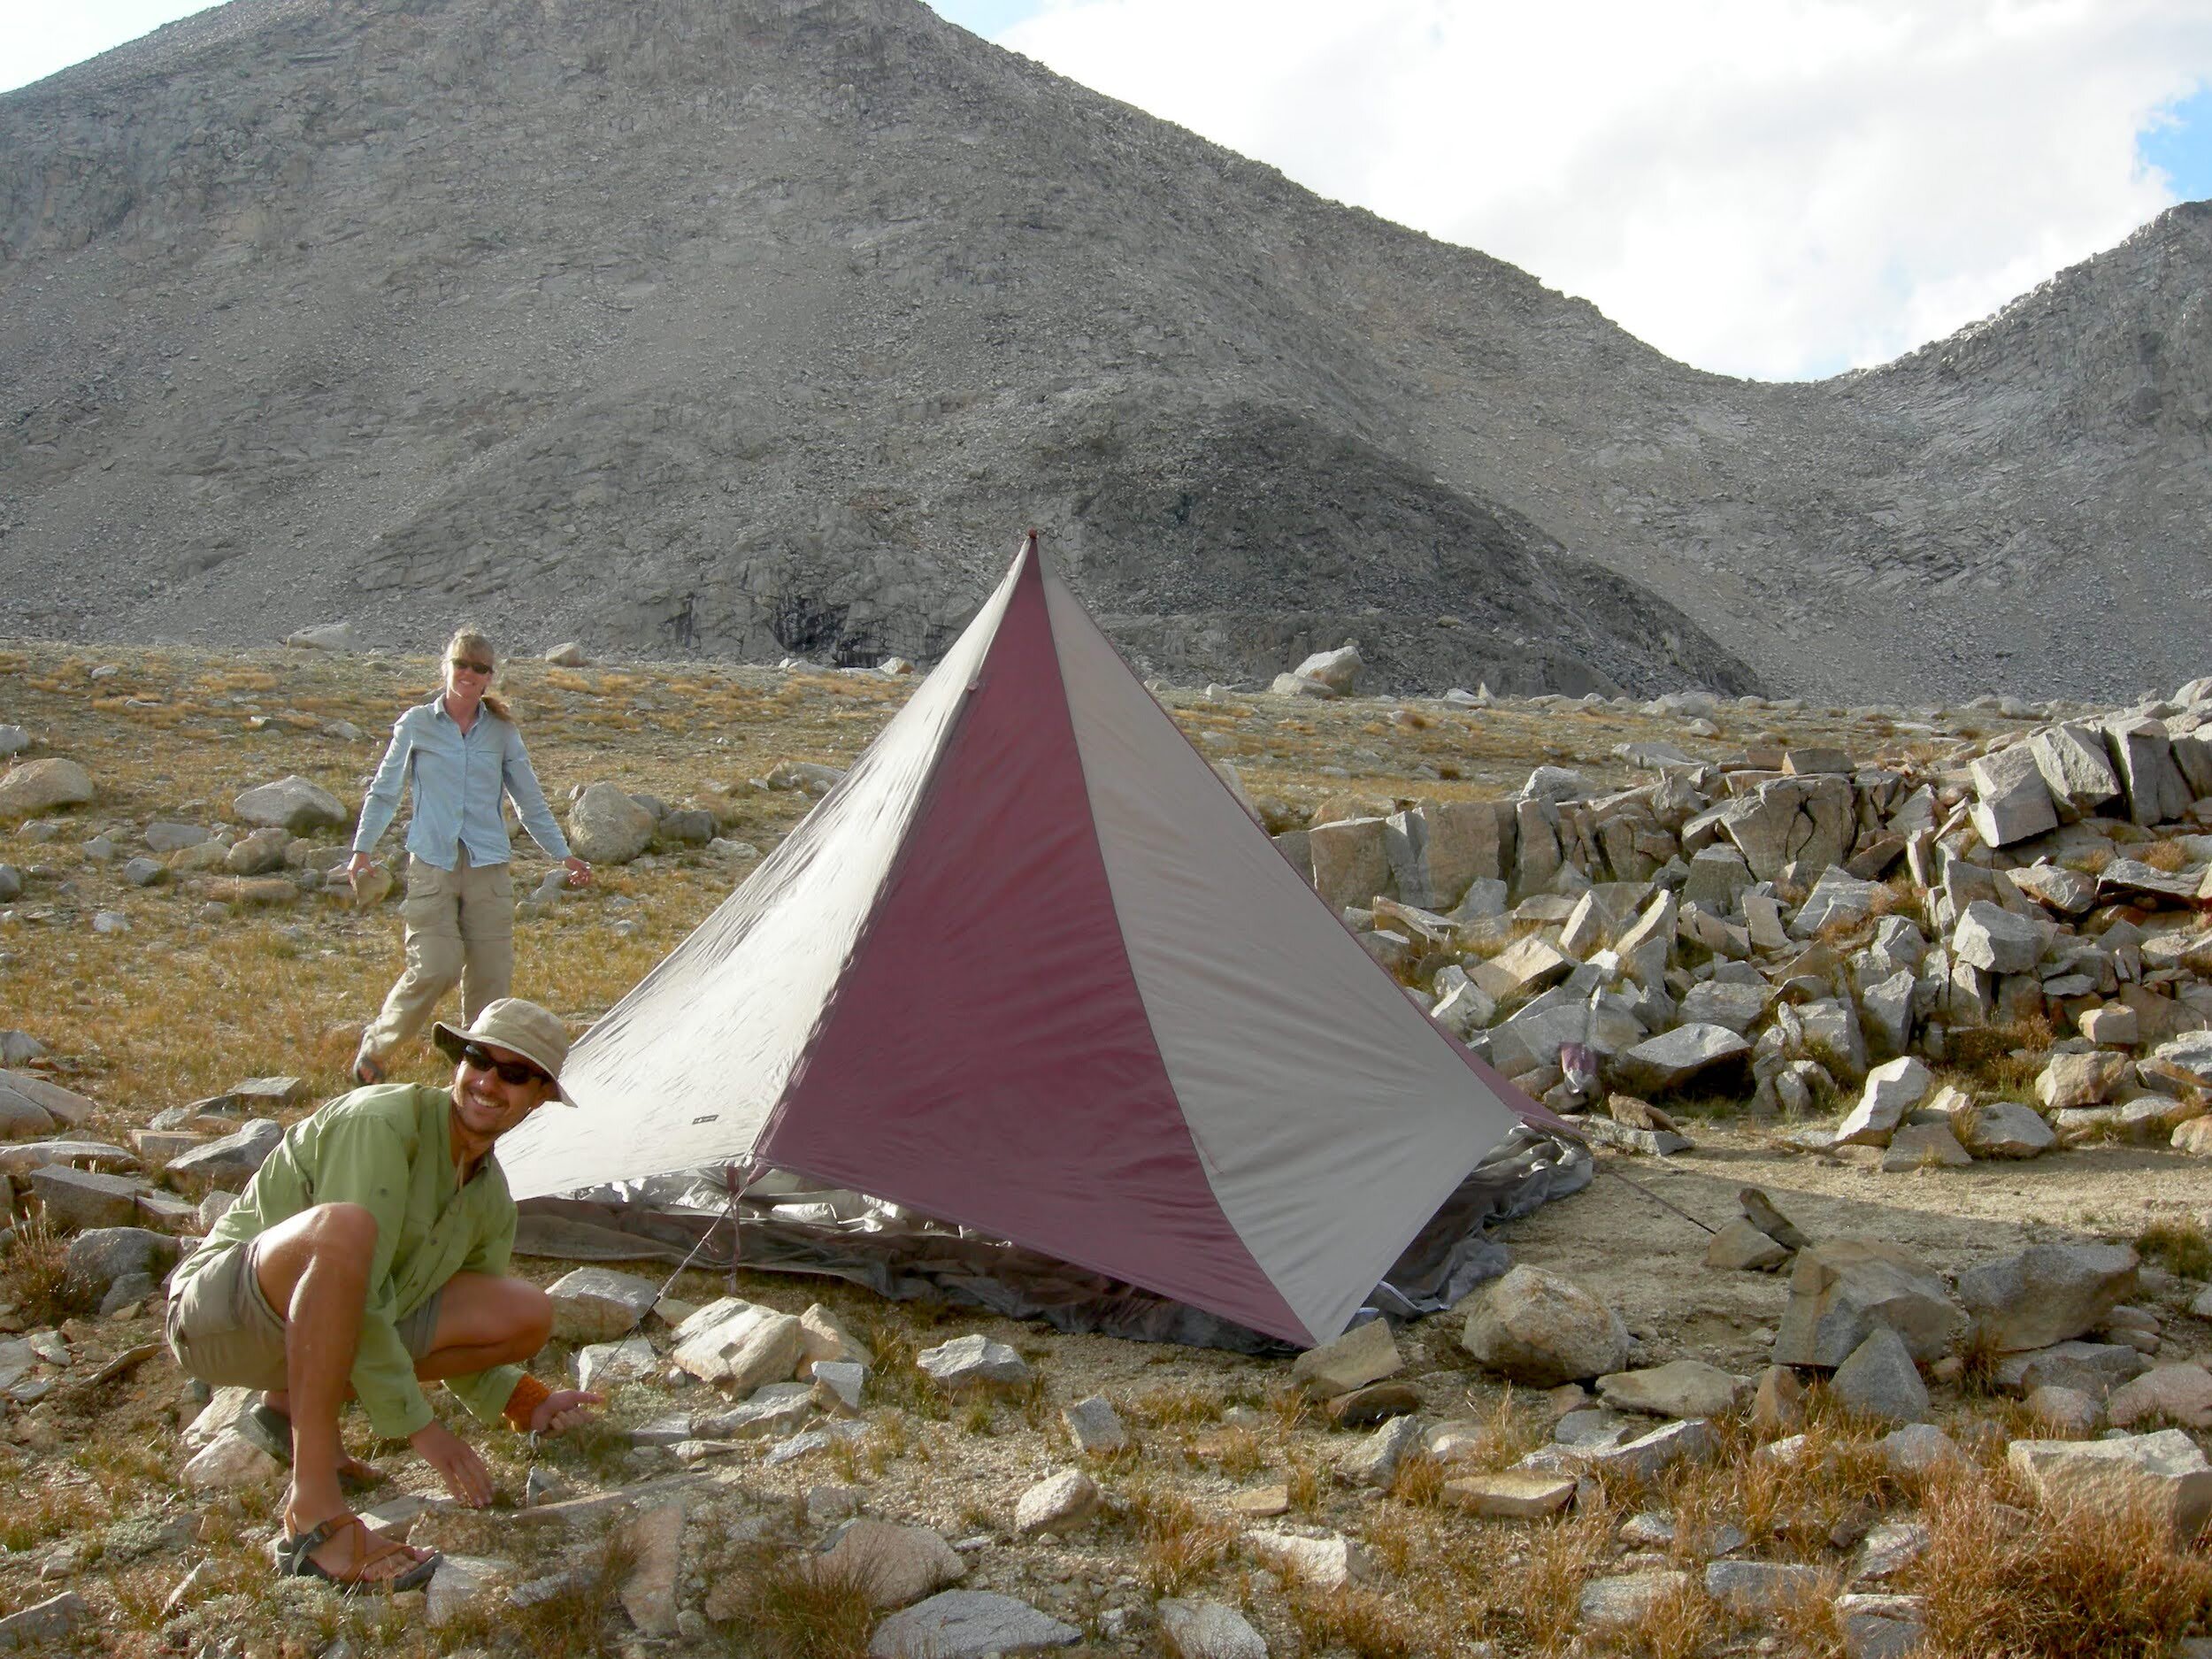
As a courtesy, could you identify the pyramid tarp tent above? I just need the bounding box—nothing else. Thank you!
[501,534,1550,1347]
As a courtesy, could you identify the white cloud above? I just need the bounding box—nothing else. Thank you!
[999,0,2212,379]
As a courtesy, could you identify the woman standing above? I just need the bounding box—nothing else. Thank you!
[343,626,590,1085]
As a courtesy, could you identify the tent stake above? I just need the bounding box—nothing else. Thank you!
[1601,1164,1717,1236]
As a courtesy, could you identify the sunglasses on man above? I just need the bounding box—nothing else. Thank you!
[460,1041,551,1088]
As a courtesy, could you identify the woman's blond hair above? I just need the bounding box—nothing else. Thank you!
[442,625,513,722]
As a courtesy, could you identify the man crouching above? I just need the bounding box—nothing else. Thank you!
[165,998,603,1588]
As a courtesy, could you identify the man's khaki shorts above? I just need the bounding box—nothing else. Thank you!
[165,1240,443,1394]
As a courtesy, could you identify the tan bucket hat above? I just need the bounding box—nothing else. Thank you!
[433,998,575,1104]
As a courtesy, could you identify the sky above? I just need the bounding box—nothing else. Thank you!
[6,2,2212,381]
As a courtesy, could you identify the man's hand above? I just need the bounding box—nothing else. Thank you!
[529,1388,606,1437]
[562,856,592,888]
[410,1419,494,1508]
[343,852,373,888]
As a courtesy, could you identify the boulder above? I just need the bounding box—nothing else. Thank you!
[0,1594,90,1653]
[1013,1470,1100,1537]
[1470,933,1574,1002]
[1612,1024,1751,1095]
[183,1428,284,1491]
[1578,1571,1693,1632]
[1595,1360,1745,1419]
[668,1299,803,1392]
[1061,1395,1128,1455]
[1241,1530,1371,1591]
[1575,1418,1719,1480]
[797,1304,871,1376]
[0,758,93,820]
[545,641,588,666]
[1956,1243,2137,1352]
[1704,1560,1827,1617]
[768,1521,963,1615]
[1793,868,1882,937]
[1308,817,1391,911]
[576,1336,658,1393]
[1293,643,1363,695]
[1461,1265,1632,1385]
[1834,1056,1932,1147]
[164,1119,282,1192]
[2102,718,2193,826]
[1880,1121,1971,1171]
[1442,1470,1577,1517]
[546,1267,661,1343]
[1270,672,1335,699]
[284,621,357,650]
[1968,744,2059,847]
[65,1227,181,1303]
[2010,861,2097,915]
[1829,1326,1930,1425]
[566,782,657,865]
[2006,1429,2212,1543]
[1951,901,2050,975]
[2034,1052,2131,1110]
[27,1165,142,1231]
[231,775,346,835]
[1290,1317,1400,1397]
[1772,1240,1962,1368]
[2104,1363,2212,1430]
[1705,1218,1790,1271]
[2028,726,2122,821]
[1957,1101,2055,1159]
[1995,1340,2151,1397]
[1338,1414,1422,1488]
[1835,1593,1927,1659]
[1155,1600,1267,1659]
[916,1333,1031,1389]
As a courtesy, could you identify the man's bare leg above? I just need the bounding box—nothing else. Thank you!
[412,1272,553,1380]
[250,1202,430,1583]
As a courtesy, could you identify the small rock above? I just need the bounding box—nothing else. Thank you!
[1155,1598,1267,1659]
[1461,1265,1631,1385]
[1014,1470,1100,1536]
[1441,1471,1576,1518]
[1061,1394,1128,1455]
[231,775,347,835]
[1596,1359,1746,1419]
[1241,1530,1371,1591]
[545,1267,661,1344]
[867,1590,1079,1658]
[916,1333,1031,1390]
[1290,1317,1400,1397]
[2006,1428,2212,1542]
[182,1428,283,1491]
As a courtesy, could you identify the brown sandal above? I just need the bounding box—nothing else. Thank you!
[273,1514,439,1592]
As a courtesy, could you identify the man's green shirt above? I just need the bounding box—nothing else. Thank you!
[170,1082,525,1440]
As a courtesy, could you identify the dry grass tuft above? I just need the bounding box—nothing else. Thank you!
[1,1210,85,1326]
[1916,1471,2212,1658]
[1286,1581,1417,1658]
[1124,1383,1225,1429]
[707,1544,878,1659]
[2141,838,2192,873]
[1114,1482,1236,1596]
[2135,1216,2212,1281]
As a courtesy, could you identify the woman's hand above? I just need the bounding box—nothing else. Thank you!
[563,856,593,888]
[343,852,373,887]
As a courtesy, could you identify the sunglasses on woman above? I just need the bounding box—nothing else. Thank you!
[460,1041,550,1088]
[451,658,494,676]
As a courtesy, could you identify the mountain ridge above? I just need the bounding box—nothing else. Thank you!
[2,0,2204,700]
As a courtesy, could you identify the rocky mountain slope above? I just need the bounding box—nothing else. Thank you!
[1,0,2206,701]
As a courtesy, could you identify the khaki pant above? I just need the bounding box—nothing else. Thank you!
[166,1239,442,1393]
[358,848,514,1069]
